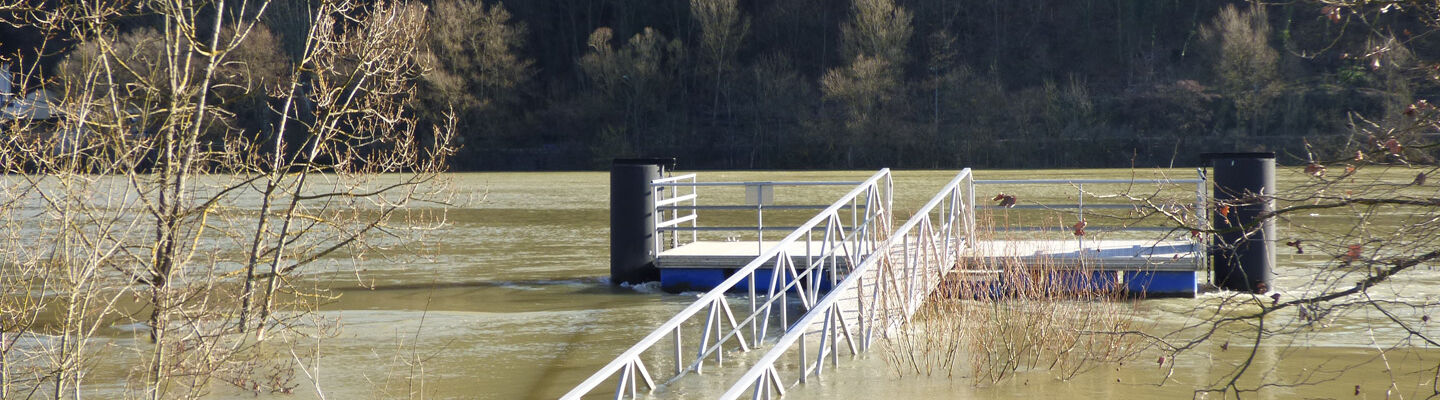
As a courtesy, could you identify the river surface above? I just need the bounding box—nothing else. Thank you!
[101,169,1440,399]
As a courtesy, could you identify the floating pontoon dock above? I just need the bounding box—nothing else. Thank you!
[645,169,1209,297]
[571,155,1275,400]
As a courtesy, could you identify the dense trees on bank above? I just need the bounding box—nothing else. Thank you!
[3,0,1436,169]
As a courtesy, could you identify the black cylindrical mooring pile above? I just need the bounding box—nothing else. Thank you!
[1207,152,1276,293]
[610,158,672,285]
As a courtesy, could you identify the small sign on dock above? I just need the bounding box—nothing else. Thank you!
[744,184,774,206]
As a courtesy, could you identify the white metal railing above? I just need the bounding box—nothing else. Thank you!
[721,169,975,399]
[973,169,1210,271]
[652,176,868,254]
[652,173,699,252]
[561,169,893,400]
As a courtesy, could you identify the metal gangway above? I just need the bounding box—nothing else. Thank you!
[562,168,977,399]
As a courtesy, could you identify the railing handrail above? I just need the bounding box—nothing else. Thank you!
[971,171,1208,235]
[719,169,973,400]
[895,169,972,235]
[657,204,865,211]
[560,169,892,400]
[974,178,1202,184]
[651,173,699,184]
[970,169,1210,272]
[654,180,863,187]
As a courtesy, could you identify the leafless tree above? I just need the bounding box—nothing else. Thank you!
[419,0,532,147]
[821,0,913,167]
[1201,4,1282,135]
[0,0,455,398]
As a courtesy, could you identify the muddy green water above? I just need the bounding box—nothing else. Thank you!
[69,169,1440,399]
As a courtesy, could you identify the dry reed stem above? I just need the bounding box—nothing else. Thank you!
[883,210,1151,383]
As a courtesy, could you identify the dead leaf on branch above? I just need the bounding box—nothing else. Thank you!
[1384,138,1402,155]
[992,193,1016,208]
[1344,244,1362,262]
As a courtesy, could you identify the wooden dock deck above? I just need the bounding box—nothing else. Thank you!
[656,238,1203,295]
[657,239,1198,271]
[655,240,858,292]
[963,239,1200,271]
[656,240,856,269]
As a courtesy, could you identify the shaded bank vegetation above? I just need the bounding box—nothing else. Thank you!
[431,0,1439,169]
[4,0,1438,170]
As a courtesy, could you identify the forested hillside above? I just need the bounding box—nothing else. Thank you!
[4,0,1436,169]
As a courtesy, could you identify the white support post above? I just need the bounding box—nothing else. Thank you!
[1195,168,1208,272]
[673,327,683,375]
[1077,183,1086,250]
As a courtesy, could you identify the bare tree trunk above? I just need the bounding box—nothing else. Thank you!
[241,76,303,334]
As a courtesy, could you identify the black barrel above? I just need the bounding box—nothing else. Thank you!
[1206,152,1276,293]
[610,158,672,285]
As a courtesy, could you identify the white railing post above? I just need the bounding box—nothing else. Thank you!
[1077,183,1086,249]
[653,182,662,254]
[691,175,698,245]
[1195,167,1208,272]
[757,198,764,254]
[966,172,976,243]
